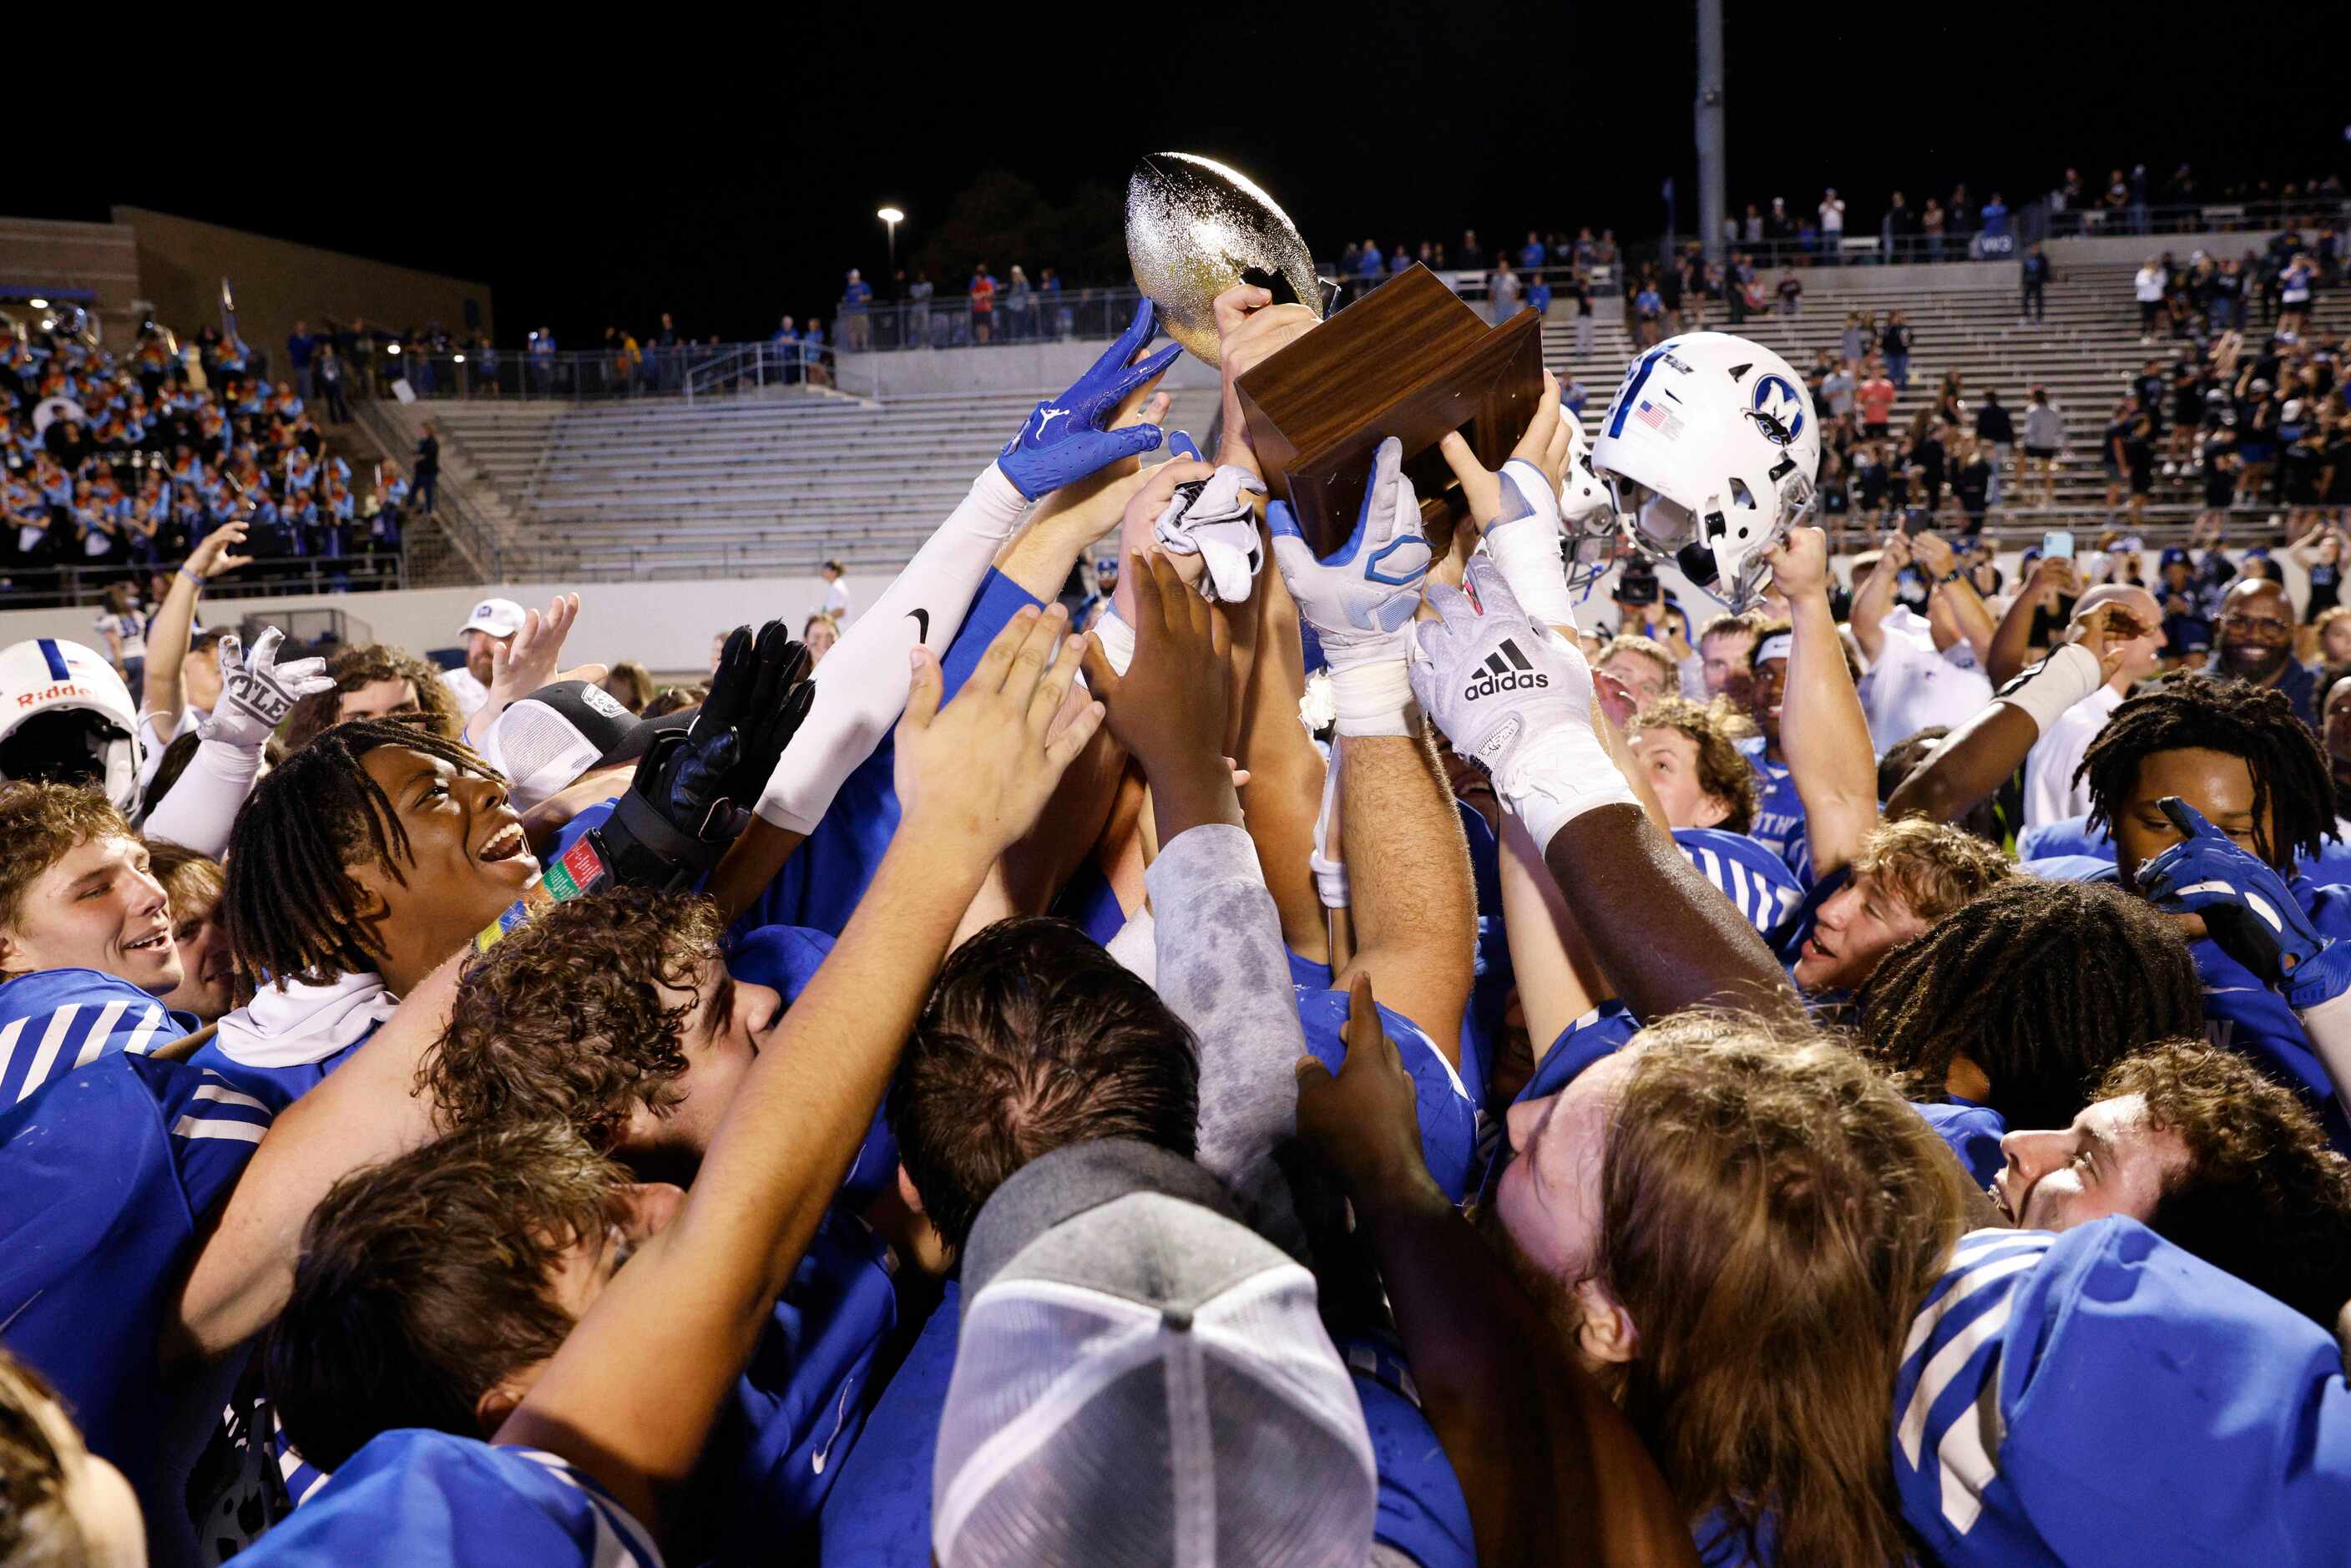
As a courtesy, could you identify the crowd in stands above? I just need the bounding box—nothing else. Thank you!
[14,284,2351,1567]
[2,316,415,608]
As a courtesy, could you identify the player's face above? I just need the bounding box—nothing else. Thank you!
[1494,1046,1644,1292]
[544,1180,688,1328]
[2113,747,2277,886]
[1598,650,1668,713]
[1793,872,1926,994]
[1747,657,1788,747]
[804,619,838,665]
[351,746,538,938]
[1627,726,1730,831]
[622,958,786,1158]
[161,879,233,1022]
[1995,1094,2187,1232]
[1700,630,1755,701]
[3,834,181,995]
[336,676,422,728]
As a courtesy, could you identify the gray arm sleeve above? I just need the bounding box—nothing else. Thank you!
[1145,822,1310,1257]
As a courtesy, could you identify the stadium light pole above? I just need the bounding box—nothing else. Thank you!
[1696,0,1727,265]
[877,206,905,275]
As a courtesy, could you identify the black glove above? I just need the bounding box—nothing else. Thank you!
[591,620,814,890]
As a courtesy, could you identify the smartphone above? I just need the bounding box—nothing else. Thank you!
[1901,510,1932,537]
[2042,529,2075,559]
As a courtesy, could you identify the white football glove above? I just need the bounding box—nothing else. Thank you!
[1153,463,1267,604]
[1409,558,1637,852]
[197,628,333,751]
[1268,436,1430,736]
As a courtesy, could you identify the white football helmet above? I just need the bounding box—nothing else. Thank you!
[1585,332,1821,609]
[0,638,142,810]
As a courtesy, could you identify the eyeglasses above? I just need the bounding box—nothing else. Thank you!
[2217,613,2293,640]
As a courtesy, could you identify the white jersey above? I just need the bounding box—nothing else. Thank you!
[442,664,491,720]
[1859,607,1995,756]
[2021,683,2125,831]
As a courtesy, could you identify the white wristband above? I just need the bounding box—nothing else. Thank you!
[1484,518,1581,632]
[1992,643,2103,736]
[1092,608,1135,676]
[1499,726,1642,855]
[1309,746,1348,909]
[1330,659,1416,738]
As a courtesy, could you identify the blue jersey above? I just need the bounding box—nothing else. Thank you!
[1676,827,1804,935]
[1909,1098,2007,1188]
[817,1276,962,1565]
[1895,1220,2351,1566]
[238,1430,662,1567]
[1337,1337,1478,1568]
[1737,736,1812,884]
[0,1054,270,1548]
[189,971,398,1112]
[2023,811,2351,883]
[0,967,190,1103]
[736,569,1040,941]
[1295,984,1479,1204]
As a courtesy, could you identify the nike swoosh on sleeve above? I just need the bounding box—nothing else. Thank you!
[908,608,931,642]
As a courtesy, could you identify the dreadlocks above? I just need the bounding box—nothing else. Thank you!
[2077,674,2336,869]
[1856,877,2204,1132]
[223,719,500,989]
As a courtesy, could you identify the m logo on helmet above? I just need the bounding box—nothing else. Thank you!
[1747,375,1805,446]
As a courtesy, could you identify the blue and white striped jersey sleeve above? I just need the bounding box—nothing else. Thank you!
[0,969,187,1105]
[1673,828,1806,935]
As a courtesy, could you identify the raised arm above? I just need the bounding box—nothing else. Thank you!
[1413,558,1797,1025]
[1767,529,1880,882]
[1297,976,1700,1568]
[140,522,250,736]
[1988,554,2080,686]
[1913,532,1998,669]
[496,606,1100,1538]
[1848,530,1906,663]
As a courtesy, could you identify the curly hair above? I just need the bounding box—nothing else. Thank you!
[890,917,1199,1252]
[0,782,134,970]
[264,1121,629,1471]
[1848,816,2015,926]
[1857,878,2202,1130]
[425,887,726,1149]
[281,643,462,754]
[2099,1041,2351,1325]
[1629,695,1758,832]
[2078,674,2337,871]
[1602,1013,1973,1568]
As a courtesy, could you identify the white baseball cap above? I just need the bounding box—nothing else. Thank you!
[459,598,526,639]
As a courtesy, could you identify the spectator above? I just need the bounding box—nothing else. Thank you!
[1818,188,1846,247]
[1489,258,1523,324]
[599,660,656,714]
[1820,357,1857,422]
[1632,274,1662,345]
[840,270,873,352]
[1974,387,2015,506]
[906,271,934,348]
[2020,385,2065,507]
[1920,198,1946,259]
[1880,310,1913,389]
[1857,361,1898,440]
[821,559,852,620]
[1517,230,1545,271]
[413,422,440,516]
[2136,255,2167,341]
[969,263,996,345]
[1526,271,1552,322]
[1979,191,2009,240]
[2020,240,2052,322]
[1775,270,1802,316]
[1571,274,1595,357]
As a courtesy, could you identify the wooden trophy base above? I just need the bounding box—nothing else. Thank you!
[1235,264,1548,556]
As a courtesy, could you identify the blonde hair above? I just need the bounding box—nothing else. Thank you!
[1630,696,1758,832]
[0,1350,87,1566]
[1598,634,1676,687]
[1603,1013,1972,1565]
[1850,817,2015,923]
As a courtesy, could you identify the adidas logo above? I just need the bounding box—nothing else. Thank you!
[1464,640,1550,700]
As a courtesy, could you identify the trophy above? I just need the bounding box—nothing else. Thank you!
[1126,153,1547,555]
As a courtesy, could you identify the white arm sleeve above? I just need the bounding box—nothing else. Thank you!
[2297,989,2351,1104]
[141,737,261,858]
[756,463,1030,833]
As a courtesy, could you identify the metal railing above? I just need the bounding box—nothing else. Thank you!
[0,554,405,610]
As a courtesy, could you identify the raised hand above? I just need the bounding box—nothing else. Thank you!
[1212,284,1320,473]
[1267,434,1430,662]
[197,627,333,749]
[996,301,1183,500]
[1911,530,1957,580]
[1764,525,1832,602]
[2136,797,2351,1007]
[1151,463,1267,604]
[1294,973,1431,1204]
[486,594,600,708]
[1408,556,1599,781]
[2062,600,2147,685]
[596,621,814,889]
[1438,369,1570,534]
[185,521,253,580]
[895,603,1102,857]
[1081,551,1233,784]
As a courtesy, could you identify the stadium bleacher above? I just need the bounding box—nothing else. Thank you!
[363,255,2344,584]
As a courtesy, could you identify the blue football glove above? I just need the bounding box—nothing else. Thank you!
[994,301,1182,500]
[2137,797,2351,1009]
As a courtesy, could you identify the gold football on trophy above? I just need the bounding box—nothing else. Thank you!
[1125,153,1324,365]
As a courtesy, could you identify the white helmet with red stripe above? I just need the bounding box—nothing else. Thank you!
[0,638,142,809]
[1585,331,1821,609]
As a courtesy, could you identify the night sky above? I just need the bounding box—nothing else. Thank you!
[27,6,2349,345]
